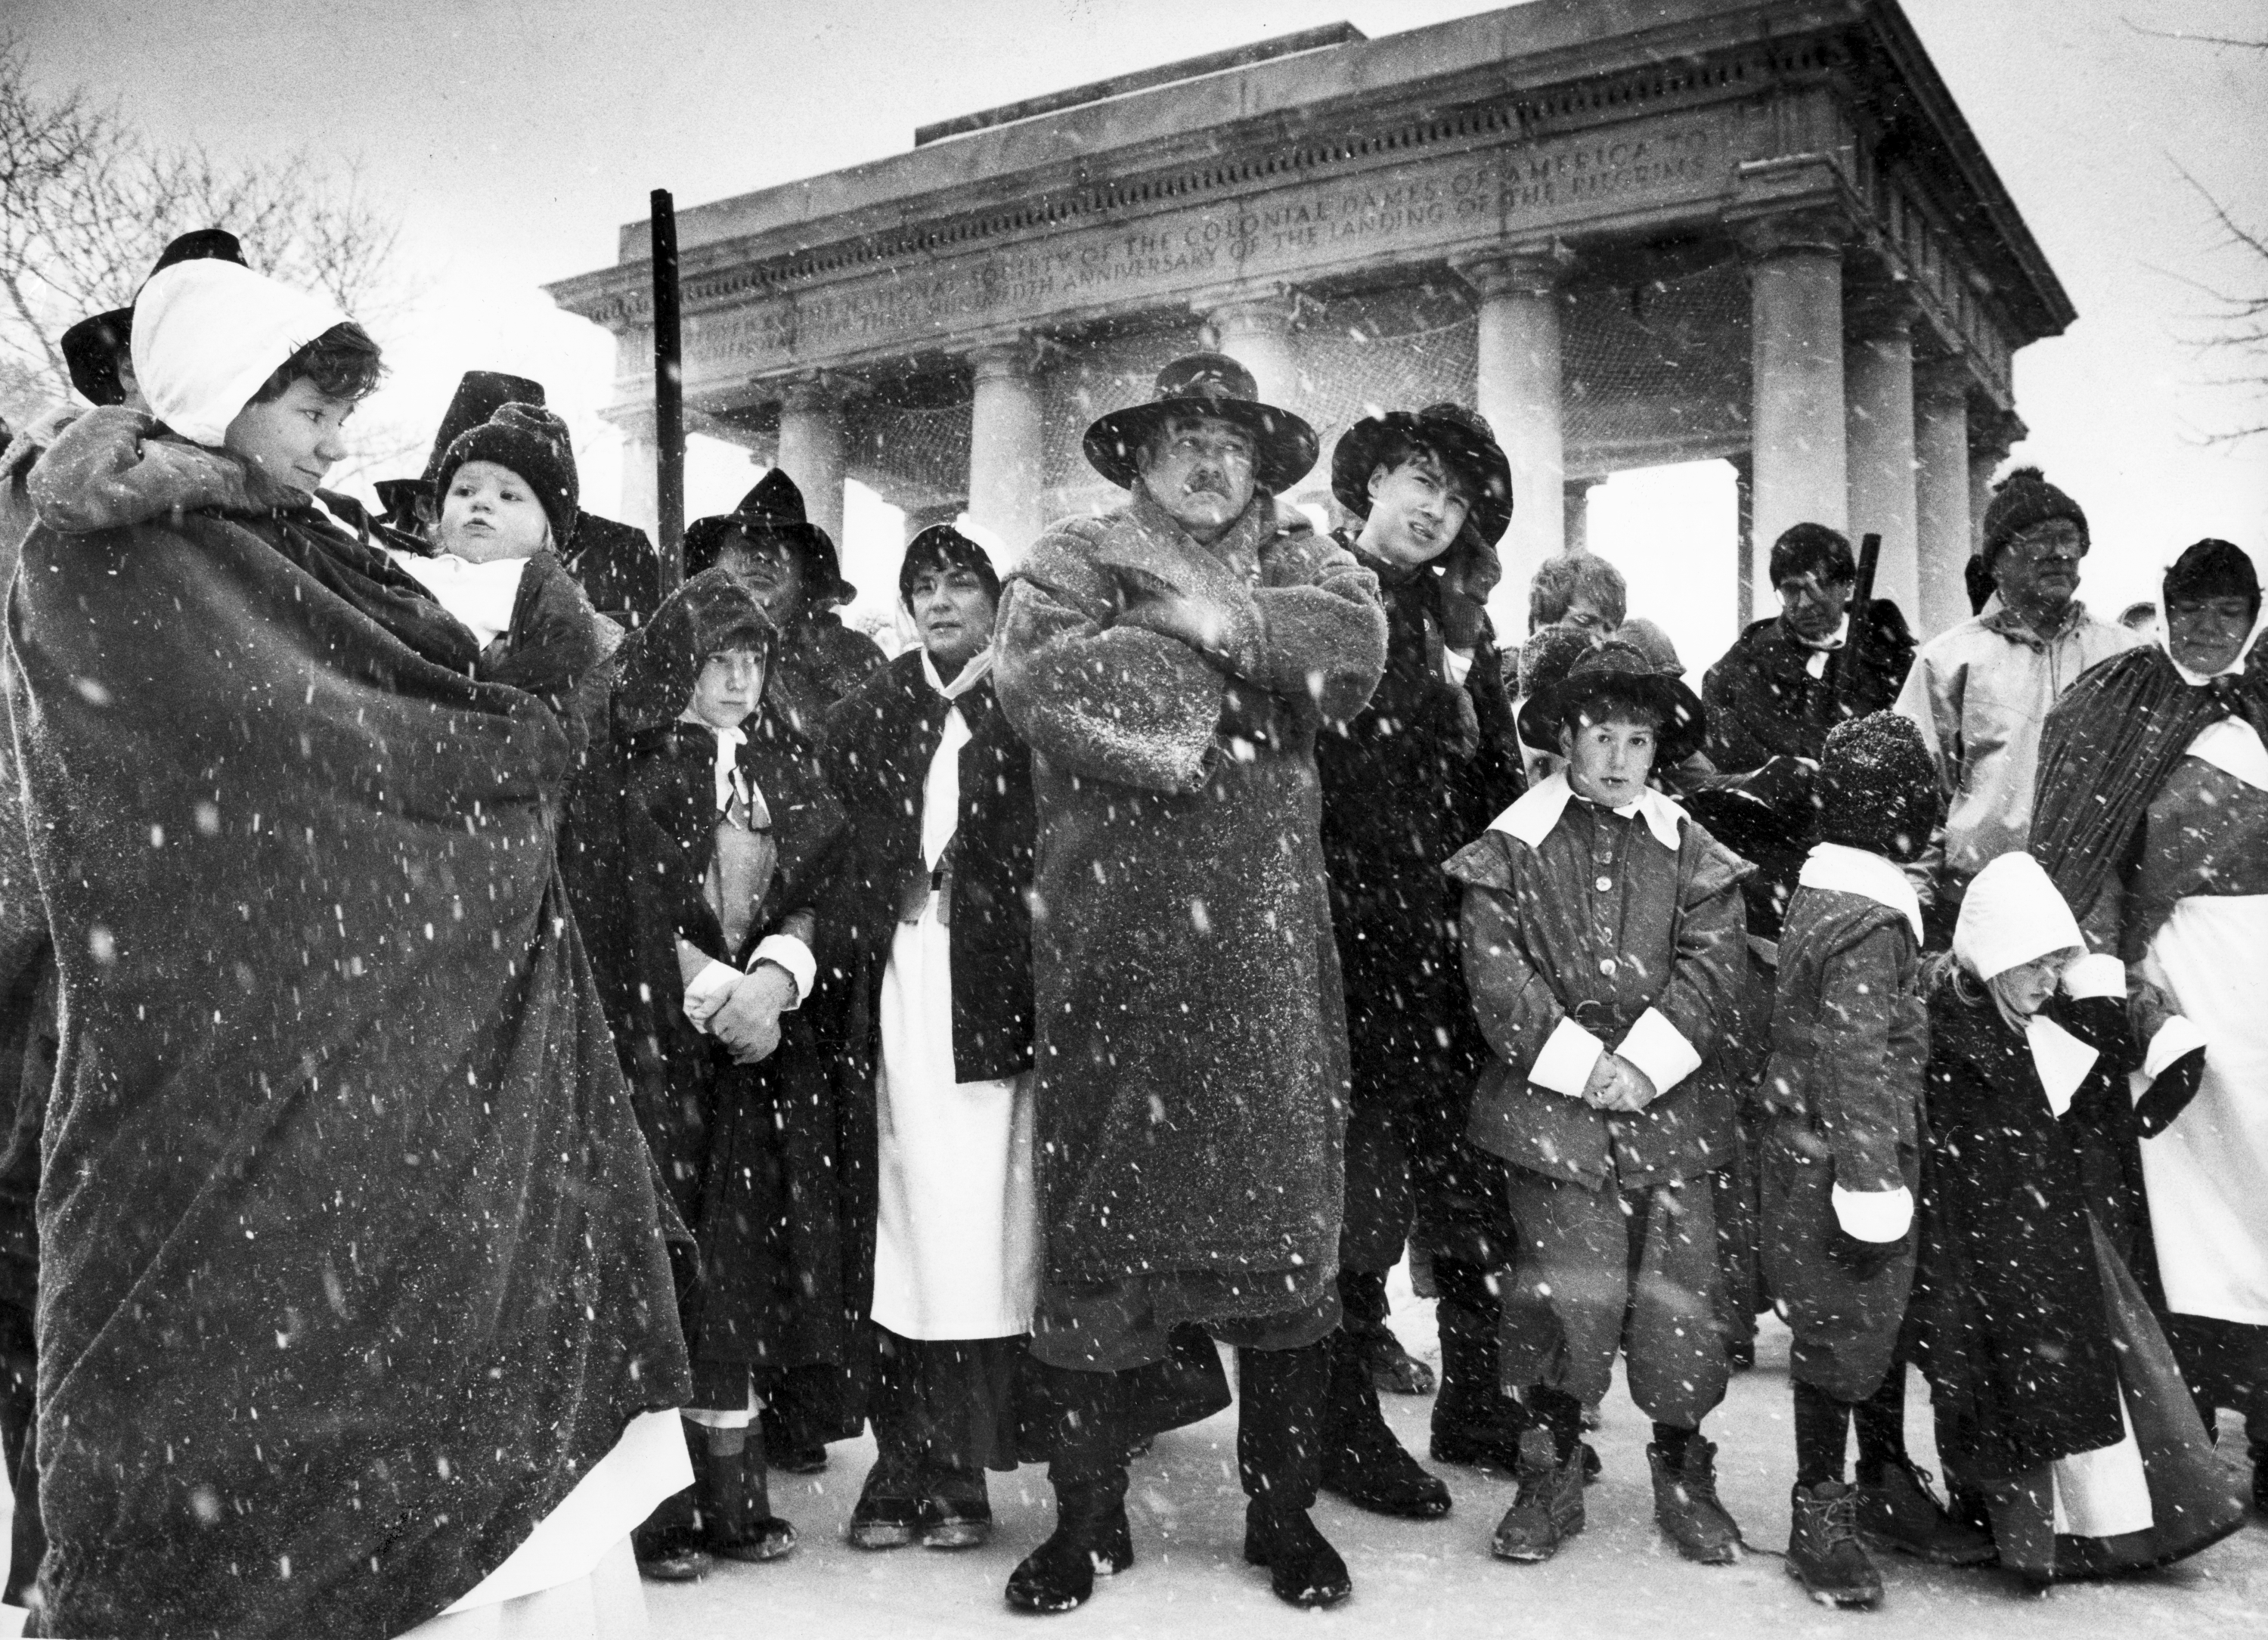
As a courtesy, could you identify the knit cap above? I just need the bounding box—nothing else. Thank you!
[1978,466,2087,571]
[1816,711,1940,863]
[435,403,579,551]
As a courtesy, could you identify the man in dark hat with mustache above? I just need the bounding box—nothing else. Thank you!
[993,353,1387,1613]
[1312,404,1524,1515]
[383,370,665,627]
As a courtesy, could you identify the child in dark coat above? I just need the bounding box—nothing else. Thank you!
[1444,642,1750,1568]
[593,570,852,1583]
[1760,713,1991,1607]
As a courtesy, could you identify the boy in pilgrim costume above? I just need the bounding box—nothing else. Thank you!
[589,569,852,1582]
[992,353,1387,1613]
[1313,403,1521,1514]
[2031,536,2268,1514]
[1910,852,2247,1586]
[1443,641,1752,1567]
[823,522,1042,1552]
[1760,712,1993,1607]
[11,258,689,1638]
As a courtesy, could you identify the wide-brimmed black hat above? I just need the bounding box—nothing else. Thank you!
[683,468,857,606]
[1330,401,1513,548]
[374,370,547,529]
[60,228,248,405]
[1522,638,1706,766]
[1083,352,1317,495]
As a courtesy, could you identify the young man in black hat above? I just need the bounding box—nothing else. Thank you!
[993,353,1387,1612]
[1314,405,1524,1515]
[1445,643,1752,1568]
[686,469,885,741]
[383,370,664,627]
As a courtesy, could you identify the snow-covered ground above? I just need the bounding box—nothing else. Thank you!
[645,1288,2268,1640]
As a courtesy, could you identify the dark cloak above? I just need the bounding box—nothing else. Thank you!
[8,411,689,1639]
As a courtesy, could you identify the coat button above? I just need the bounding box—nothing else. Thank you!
[1598,957,1618,976]
[1595,875,1613,891]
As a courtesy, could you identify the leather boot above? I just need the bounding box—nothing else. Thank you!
[1238,1341,1352,1609]
[1429,1294,1529,1471]
[631,1427,712,1583]
[1340,1265,1435,1394]
[1005,1363,1134,1614]
[1489,1425,1585,1561]
[694,1427,797,1562]
[847,1418,928,1552]
[1857,1456,1996,1566]
[1786,1481,1882,1607]
[1319,1323,1450,1518]
[1647,1436,1742,1565]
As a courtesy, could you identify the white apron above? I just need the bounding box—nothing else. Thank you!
[869,697,1041,1341]
[2136,721,2268,1327]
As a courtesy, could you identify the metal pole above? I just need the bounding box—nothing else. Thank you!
[650,188,686,594]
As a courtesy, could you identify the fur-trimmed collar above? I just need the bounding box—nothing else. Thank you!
[27,405,302,535]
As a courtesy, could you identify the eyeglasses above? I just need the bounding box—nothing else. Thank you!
[2004,522,2086,564]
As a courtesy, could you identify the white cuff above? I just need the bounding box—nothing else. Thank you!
[1615,1007,1704,1098]
[682,959,740,1033]
[1441,645,1474,687]
[2143,1013,2209,1082]
[2062,952,2127,1001]
[1529,1015,1606,1098]
[1832,1183,1913,1243]
[748,934,816,1005]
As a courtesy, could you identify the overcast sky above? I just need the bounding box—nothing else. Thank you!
[17,0,2268,661]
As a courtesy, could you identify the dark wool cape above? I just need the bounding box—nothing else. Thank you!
[7,412,689,1639]
[995,488,1386,1317]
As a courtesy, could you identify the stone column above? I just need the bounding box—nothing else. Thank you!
[1730,451,1755,629]
[1844,312,1919,625]
[775,377,848,545]
[1743,217,1848,562]
[617,426,661,544]
[1563,478,1600,555]
[1913,364,1975,640]
[965,339,1046,563]
[1457,241,1575,588]
[1200,292,1303,414]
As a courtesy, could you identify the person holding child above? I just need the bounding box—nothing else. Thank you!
[1444,640,1751,1567]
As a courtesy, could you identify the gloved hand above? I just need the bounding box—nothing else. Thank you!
[1826,1223,1910,1281]
[2134,1046,2206,1139]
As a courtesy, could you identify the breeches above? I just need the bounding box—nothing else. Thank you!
[1499,1167,1726,1425]
[1760,1118,1918,1403]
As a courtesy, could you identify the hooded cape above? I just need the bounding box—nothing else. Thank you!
[7,411,687,1638]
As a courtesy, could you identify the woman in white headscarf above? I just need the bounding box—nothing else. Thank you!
[12,258,689,1638]
[2032,536,2268,1518]
[1907,853,2245,1586]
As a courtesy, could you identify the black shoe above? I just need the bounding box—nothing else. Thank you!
[847,1449,928,1552]
[692,1431,797,1563]
[764,1428,828,1475]
[1786,1481,1882,1608]
[632,1519,712,1583]
[922,1464,993,1550]
[1005,1490,1132,1613]
[1490,1427,1585,1562]
[1647,1437,1742,1564]
[1244,1500,1352,1608]
[1320,1329,1452,1519]
[1355,1328,1437,1396]
[1857,1457,1996,1566]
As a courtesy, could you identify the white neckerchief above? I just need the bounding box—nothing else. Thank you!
[2025,1014,2099,1120]
[389,550,529,648]
[2189,716,2268,792]
[1489,770,1685,853]
[1798,842,1923,941]
[677,718,765,822]
[918,646,993,869]
[1799,614,1850,679]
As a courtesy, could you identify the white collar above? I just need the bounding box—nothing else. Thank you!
[1489,770,1685,852]
[2189,716,2268,792]
[677,718,752,816]
[922,644,995,702]
[1795,613,1849,653]
[2026,1015,2099,1120]
[1799,842,1923,941]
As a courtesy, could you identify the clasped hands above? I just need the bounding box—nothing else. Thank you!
[680,938,798,1065]
[1581,1050,1659,1114]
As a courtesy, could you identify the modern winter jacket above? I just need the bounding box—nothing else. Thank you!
[9,407,687,1639]
[1445,777,1752,1192]
[1892,600,2139,902]
[993,485,1386,1319]
[824,648,1036,1085]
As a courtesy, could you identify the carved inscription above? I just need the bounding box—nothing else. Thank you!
[683,116,1723,380]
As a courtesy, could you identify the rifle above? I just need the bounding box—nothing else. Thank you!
[1828,530,1882,717]
[650,188,686,596]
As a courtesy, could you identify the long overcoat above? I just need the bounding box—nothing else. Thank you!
[993,486,1386,1320]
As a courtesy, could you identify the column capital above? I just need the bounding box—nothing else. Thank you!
[1194,288,1301,342]
[775,370,859,414]
[965,333,1044,383]
[1452,239,1576,299]
[1913,355,1974,409]
[1734,209,1849,265]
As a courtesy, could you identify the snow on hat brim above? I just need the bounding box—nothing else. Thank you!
[132,260,348,446]
[1952,851,2085,981]
[1083,352,1318,495]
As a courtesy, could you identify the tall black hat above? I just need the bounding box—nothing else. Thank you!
[683,469,857,606]
[376,370,548,525]
[60,228,248,405]
[1329,401,1514,549]
[1081,352,1317,495]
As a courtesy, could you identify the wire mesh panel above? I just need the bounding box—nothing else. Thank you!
[1563,260,1750,473]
